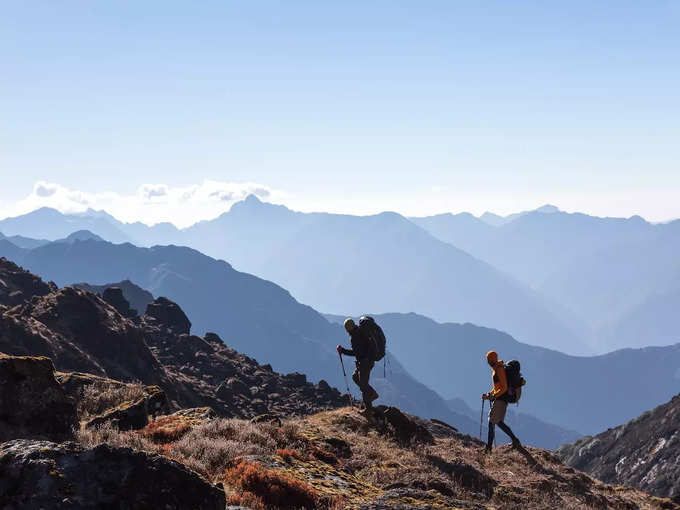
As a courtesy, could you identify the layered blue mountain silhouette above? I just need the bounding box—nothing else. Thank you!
[0,199,588,355]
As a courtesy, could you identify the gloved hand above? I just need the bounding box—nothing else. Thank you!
[337,345,343,355]
[482,393,491,401]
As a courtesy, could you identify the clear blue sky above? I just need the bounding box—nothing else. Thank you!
[1,1,679,224]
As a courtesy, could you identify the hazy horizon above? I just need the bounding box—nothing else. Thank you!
[0,181,677,229]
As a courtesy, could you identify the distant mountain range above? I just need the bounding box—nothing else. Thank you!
[412,207,680,351]
[0,199,589,355]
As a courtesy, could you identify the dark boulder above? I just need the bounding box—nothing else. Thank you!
[285,372,307,386]
[0,354,77,442]
[144,297,191,334]
[102,287,137,318]
[0,439,225,510]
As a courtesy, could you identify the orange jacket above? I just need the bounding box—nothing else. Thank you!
[489,361,508,399]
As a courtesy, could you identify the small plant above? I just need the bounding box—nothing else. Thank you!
[277,448,304,463]
[227,491,266,510]
[223,460,319,509]
[141,415,192,443]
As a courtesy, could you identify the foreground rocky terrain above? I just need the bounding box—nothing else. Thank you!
[557,394,680,502]
[1,257,678,509]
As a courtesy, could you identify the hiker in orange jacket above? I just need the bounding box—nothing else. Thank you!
[482,350,521,453]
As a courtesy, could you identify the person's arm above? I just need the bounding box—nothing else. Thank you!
[491,366,508,397]
[340,346,355,356]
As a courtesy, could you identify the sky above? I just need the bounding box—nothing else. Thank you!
[1,1,679,226]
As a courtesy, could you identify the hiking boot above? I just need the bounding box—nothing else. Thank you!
[511,438,522,449]
[368,389,379,403]
[359,407,374,418]
[483,445,492,454]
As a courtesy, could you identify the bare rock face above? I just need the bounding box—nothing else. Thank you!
[0,355,77,442]
[0,257,55,307]
[557,393,680,502]
[5,287,168,386]
[144,296,191,334]
[0,439,225,510]
[102,287,137,318]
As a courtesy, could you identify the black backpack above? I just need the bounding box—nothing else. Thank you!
[504,359,525,403]
[359,316,386,362]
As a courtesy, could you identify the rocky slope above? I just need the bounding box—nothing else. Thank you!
[0,258,349,420]
[0,257,56,307]
[557,394,680,502]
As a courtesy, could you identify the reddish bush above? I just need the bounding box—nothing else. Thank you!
[227,491,265,510]
[224,460,318,509]
[141,415,192,444]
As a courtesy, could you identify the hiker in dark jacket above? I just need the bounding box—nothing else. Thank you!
[482,350,522,453]
[337,318,379,410]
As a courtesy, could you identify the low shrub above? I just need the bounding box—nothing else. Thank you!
[223,460,319,509]
[227,491,265,510]
[141,415,192,443]
[77,381,145,420]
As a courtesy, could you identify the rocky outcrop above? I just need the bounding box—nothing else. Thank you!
[102,287,137,318]
[144,296,191,334]
[142,317,350,418]
[2,262,350,427]
[0,439,225,509]
[4,287,168,386]
[85,386,170,431]
[0,257,55,306]
[557,393,680,502]
[73,280,154,316]
[0,355,76,442]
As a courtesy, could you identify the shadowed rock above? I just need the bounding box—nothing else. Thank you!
[0,257,56,307]
[0,355,76,442]
[0,439,225,509]
[144,296,191,334]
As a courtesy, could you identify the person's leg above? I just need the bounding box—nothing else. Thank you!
[486,421,495,451]
[363,361,378,402]
[487,399,508,451]
[497,421,521,447]
[353,361,371,407]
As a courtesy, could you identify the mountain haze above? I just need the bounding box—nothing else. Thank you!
[0,200,589,354]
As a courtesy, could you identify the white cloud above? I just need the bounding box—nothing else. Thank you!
[2,180,284,228]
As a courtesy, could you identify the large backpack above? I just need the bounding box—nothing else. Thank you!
[359,316,386,362]
[504,359,525,403]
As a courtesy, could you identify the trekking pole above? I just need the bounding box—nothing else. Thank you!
[479,397,485,440]
[339,353,353,407]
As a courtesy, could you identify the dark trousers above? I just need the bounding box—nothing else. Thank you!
[352,358,376,407]
[487,420,519,448]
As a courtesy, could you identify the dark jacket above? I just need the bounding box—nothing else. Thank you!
[340,326,375,361]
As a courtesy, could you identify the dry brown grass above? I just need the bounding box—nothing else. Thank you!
[72,406,677,510]
[161,418,304,478]
[77,381,146,420]
[76,422,156,451]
